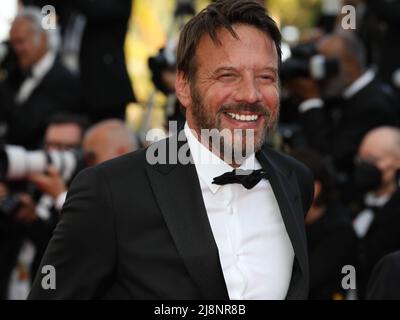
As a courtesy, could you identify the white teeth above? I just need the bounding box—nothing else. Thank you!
[227,112,259,122]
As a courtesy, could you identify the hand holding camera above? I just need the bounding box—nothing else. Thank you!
[27,165,67,199]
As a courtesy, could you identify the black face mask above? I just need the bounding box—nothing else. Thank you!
[354,161,382,192]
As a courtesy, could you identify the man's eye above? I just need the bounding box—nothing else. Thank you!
[220,74,234,78]
[260,75,275,81]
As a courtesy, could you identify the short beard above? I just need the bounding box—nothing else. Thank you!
[189,82,279,165]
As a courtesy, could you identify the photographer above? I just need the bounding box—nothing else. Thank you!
[0,113,88,299]
[3,7,81,150]
[283,32,399,179]
[291,148,357,300]
[352,126,400,298]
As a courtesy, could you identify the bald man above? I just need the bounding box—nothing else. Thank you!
[83,119,137,166]
[353,126,400,297]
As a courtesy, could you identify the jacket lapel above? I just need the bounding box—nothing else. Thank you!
[145,136,229,300]
[256,148,309,299]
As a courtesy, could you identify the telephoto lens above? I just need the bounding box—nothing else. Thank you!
[0,145,86,182]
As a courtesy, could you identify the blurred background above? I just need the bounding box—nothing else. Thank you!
[0,0,329,134]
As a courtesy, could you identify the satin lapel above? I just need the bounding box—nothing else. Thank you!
[144,136,229,300]
[256,148,308,287]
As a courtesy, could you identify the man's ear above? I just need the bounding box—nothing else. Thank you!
[175,71,191,110]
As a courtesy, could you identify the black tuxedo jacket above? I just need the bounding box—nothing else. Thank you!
[299,78,399,174]
[28,136,314,300]
[4,57,81,149]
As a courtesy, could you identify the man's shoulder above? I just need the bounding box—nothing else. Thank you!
[92,136,176,176]
[96,147,149,173]
[261,145,311,177]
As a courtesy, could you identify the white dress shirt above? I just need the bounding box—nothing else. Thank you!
[184,123,294,300]
[353,192,390,238]
[343,69,375,99]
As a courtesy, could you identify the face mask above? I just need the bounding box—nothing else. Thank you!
[354,161,382,192]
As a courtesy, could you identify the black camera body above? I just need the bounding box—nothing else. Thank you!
[280,43,339,81]
[0,145,87,218]
[0,194,22,217]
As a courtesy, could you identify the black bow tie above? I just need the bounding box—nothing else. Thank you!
[212,169,268,190]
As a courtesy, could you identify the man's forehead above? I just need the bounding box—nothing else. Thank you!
[11,17,34,33]
[47,123,82,136]
[195,24,278,68]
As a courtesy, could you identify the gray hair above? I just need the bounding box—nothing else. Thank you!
[15,6,60,52]
[336,30,367,70]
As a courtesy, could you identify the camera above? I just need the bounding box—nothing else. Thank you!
[148,47,176,95]
[0,193,22,217]
[0,145,86,182]
[0,145,87,217]
[280,43,339,81]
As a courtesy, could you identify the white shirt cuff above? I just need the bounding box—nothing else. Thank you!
[298,98,324,113]
[55,191,67,211]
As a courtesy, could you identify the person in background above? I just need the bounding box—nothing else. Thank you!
[3,7,81,150]
[0,112,89,299]
[291,148,357,300]
[82,119,138,167]
[21,0,136,122]
[353,126,400,298]
[367,250,400,300]
[285,32,399,180]
[27,112,90,213]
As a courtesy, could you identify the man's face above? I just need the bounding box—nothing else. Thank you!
[358,137,400,191]
[82,130,115,166]
[317,36,353,98]
[44,124,82,151]
[9,17,47,71]
[178,24,280,159]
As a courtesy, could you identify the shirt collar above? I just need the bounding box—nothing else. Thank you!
[184,122,259,194]
[31,51,56,80]
[343,69,375,99]
[364,191,390,208]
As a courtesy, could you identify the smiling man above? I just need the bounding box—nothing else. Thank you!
[177,21,280,166]
[28,0,314,300]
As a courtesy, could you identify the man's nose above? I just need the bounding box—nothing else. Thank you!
[234,75,262,104]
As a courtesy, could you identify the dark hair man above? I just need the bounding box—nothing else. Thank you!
[28,0,313,300]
